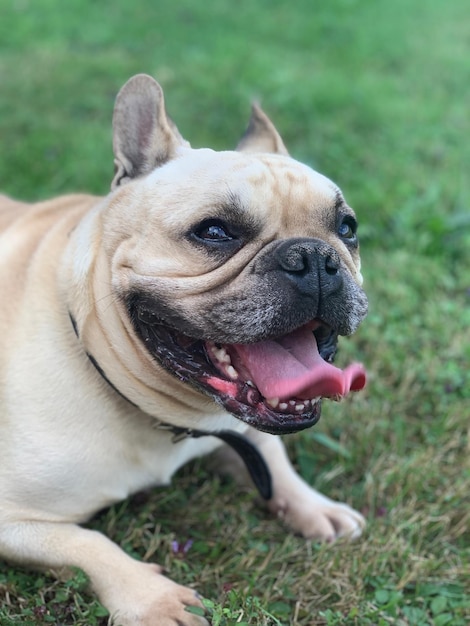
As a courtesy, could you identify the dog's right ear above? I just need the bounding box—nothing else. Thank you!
[112,74,189,190]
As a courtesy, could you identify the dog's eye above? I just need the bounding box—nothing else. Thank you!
[193,220,235,243]
[338,217,357,241]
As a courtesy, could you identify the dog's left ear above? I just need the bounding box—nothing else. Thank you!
[236,103,289,155]
[112,74,189,189]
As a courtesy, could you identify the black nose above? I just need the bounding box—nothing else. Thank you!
[275,238,343,296]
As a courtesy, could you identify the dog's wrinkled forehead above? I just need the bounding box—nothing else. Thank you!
[142,147,339,236]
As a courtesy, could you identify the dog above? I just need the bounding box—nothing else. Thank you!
[0,74,368,626]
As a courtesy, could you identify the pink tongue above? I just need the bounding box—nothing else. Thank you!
[233,326,366,401]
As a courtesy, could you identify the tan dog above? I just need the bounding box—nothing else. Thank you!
[0,75,368,626]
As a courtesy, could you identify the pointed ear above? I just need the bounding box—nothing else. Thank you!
[236,103,289,155]
[111,74,189,190]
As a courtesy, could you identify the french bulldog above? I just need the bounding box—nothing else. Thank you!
[0,74,368,626]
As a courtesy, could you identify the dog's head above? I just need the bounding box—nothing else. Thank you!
[103,74,368,435]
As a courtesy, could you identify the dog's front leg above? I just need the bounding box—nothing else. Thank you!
[217,429,365,542]
[0,520,207,626]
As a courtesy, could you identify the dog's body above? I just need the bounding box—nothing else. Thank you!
[0,75,368,625]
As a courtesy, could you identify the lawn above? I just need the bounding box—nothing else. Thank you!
[0,0,469,624]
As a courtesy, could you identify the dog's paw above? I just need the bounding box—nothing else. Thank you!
[104,563,208,626]
[270,491,365,542]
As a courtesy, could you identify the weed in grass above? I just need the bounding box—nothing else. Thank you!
[0,568,109,626]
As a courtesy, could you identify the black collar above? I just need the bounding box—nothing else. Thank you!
[69,312,272,500]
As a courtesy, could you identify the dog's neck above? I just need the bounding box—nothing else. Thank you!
[68,312,272,500]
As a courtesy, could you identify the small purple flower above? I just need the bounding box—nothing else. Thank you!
[171,539,194,557]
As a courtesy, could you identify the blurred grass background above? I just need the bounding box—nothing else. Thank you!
[0,0,469,624]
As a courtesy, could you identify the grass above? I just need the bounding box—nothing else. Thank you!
[0,0,469,624]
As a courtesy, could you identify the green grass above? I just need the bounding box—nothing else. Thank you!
[0,0,469,624]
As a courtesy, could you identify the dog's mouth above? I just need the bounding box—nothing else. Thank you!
[130,306,366,435]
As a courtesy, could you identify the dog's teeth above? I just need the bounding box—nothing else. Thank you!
[279,402,288,410]
[226,365,238,380]
[310,397,320,405]
[295,403,305,412]
[267,397,279,409]
[246,380,255,387]
[213,346,231,364]
[304,399,311,407]
[289,400,296,407]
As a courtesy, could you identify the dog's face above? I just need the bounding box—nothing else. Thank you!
[103,75,368,435]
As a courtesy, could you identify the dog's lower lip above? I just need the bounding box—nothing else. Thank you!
[202,338,324,426]
[202,371,322,434]
[228,398,321,435]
